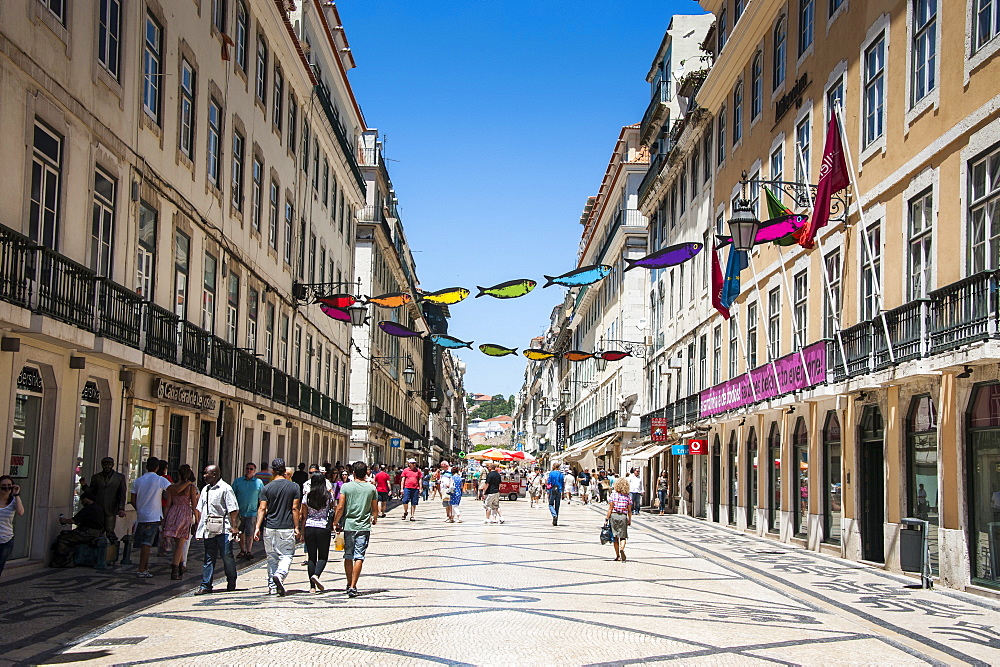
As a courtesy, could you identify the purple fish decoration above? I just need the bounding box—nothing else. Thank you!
[320,304,351,322]
[715,214,809,247]
[378,321,423,338]
[624,242,703,272]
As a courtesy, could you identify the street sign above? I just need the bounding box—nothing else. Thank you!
[651,417,668,442]
[515,443,523,451]
[458,451,467,459]
[390,438,401,448]
[671,444,689,455]
[688,438,708,455]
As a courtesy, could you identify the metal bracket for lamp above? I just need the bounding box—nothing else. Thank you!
[408,386,440,411]
[739,172,850,225]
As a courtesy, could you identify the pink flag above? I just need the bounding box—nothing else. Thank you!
[795,114,850,249]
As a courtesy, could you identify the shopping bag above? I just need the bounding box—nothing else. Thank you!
[600,523,613,545]
[334,532,345,552]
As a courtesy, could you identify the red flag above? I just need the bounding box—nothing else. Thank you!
[711,244,731,320]
[795,114,850,249]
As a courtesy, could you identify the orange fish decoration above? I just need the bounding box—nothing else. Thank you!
[564,350,594,362]
[318,294,357,309]
[600,351,632,361]
[368,292,412,308]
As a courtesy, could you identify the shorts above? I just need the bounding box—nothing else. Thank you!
[343,530,370,561]
[442,499,452,508]
[377,491,390,503]
[484,493,500,512]
[136,521,160,547]
[402,487,420,505]
[239,515,256,536]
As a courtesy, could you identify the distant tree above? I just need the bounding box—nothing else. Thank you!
[472,395,514,420]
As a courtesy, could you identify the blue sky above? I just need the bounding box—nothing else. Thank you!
[338,0,705,398]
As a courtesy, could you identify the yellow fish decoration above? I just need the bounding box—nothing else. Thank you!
[420,287,471,305]
[523,349,558,361]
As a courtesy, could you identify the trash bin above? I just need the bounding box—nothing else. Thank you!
[900,518,932,589]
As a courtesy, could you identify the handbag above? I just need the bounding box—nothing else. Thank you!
[204,516,225,537]
[600,522,613,545]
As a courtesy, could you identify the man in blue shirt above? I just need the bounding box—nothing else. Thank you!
[546,462,565,526]
[232,462,264,560]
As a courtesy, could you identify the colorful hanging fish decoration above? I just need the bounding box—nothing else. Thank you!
[564,350,594,362]
[600,350,632,361]
[429,334,473,349]
[318,294,357,309]
[543,265,612,288]
[475,279,537,299]
[320,304,351,322]
[378,321,423,338]
[479,344,518,357]
[715,214,809,247]
[420,287,471,305]
[624,242,703,271]
[368,292,412,308]
[523,349,558,361]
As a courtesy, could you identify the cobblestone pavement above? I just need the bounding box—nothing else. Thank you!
[36,499,1000,665]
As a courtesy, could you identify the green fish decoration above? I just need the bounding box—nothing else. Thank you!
[475,279,537,299]
[479,344,518,357]
[420,287,471,305]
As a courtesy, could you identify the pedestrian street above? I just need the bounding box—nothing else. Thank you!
[54,500,1000,666]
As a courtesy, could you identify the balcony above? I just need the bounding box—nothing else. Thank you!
[180,322,211,374]
[640,394,701,437]
[34,247,98,331]
[569,410,618,446]
[313,84,366,195]
[929,271,997,354]
[210,336,235,384]
[145,303,179,363]
[97,280,144,348]
[639,80,671,145]
[370,405,423,443]
[0,224,33,308]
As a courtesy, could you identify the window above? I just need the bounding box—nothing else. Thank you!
[319,246,326,283]
[691,150,700,197]
[235,1,248,72]
[212,0,227,33]
[717,107,726,165]
[323,159,330,206]
[288,97,297,153]
[143,14,162,122]
[179,60,196,159]
[823,410,842,543]
[718,9,728,52]
[729,318,739,378]
[226,272,238,345]
[911,0,937,105]
[305,334,313,385]
[687,342,696,396]
[969,147,1000,273]
[793,418,809,536]
[799,0,814,55]
[679,170,687,214]
[830,0,844,16]
[231,130,245,210]
[97,0,121,79]
[909,190,933,299]
[39,0,65,23]
[91,169,115,277]
[860,221,882,321]
[748,171,761,220]
[283,201,293,263]
[823,249,841,338]
[703,130,712,183]
[298,219,307,279]
[827,76,845,122]
[255,38,267,105]
[768,288,781,359]
[716,212,725,237]
[308,232,317,283]
[207,99,222,186]
[773,18,787,91]
[174,231,190,320]
[679,264,685,307]
[312,141,320,190]
[279,314,289,371]
[699,334,708,390]
[268,180,278,249]
[906,395,938,573]
[325,349,332,395]
[247,286,257,351]
[264,302,274,364]
[273,67,283,134]
[713,325,722,385]
[975,0,1000,52]
[735,0,746,20]
[751,53,763,119]
[29,122,62,249]
[795,115,811,184]
[293,325,302,378]
[251,158,263,231]
[770,144,784,185]
[137,203,157,299]
[747,302,758,369]
[301,123,310,172]
[864,34,886,147]
[203,254,217,332]
[732,83,743,144]
[793,270,808,347]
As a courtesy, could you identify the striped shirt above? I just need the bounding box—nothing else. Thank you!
[609,491,632,514]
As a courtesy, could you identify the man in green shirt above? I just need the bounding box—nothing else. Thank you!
[334,461,379,598]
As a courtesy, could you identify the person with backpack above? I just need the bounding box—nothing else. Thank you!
[578,468,592,505]
[299,471,335,593]
[546,462,564,526]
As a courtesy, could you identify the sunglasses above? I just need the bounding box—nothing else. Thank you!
[0,486,13,490]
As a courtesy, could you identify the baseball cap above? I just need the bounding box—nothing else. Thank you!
[406,458,416,463]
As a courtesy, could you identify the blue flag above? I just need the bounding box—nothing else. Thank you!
[719,247,748,309]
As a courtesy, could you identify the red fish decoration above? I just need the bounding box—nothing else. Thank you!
[600,350,632,361]
[318,294,357,309]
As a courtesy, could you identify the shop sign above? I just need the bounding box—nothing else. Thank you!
[700,341,827,417]
[651,417,669,442]
[154,378,218,411]
[688,439,707,455]
[9,454,30,478]
[555,416,567,452]
[671,444,689,455]
[390,437,401,448]
[17,367,43,393]
[81,381,101,403]
[775,73,810,124]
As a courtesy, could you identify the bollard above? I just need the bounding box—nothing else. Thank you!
[120,533,133,565]
[95,536,108,570]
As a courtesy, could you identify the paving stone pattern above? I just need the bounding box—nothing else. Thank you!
[27,502,1000,664]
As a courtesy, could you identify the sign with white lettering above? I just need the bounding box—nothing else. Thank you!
[10,454,30,478]
[390,438,401,448]
[154,378,218,411]
[671,444,689,455]
[688,439,707,455]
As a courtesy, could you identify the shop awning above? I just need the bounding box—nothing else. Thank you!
[592,433,618,457]
[628,443,671,462]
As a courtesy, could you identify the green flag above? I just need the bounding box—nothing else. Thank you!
[765,187,797,246]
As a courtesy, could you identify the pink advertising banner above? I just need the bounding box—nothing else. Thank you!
[699,341,827,418]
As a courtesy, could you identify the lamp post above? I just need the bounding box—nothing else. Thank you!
[728,198,760,252]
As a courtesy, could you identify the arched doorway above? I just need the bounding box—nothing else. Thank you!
[907,395,938,575]
[11,366,44,559]
[966,383,1000,588]
[793,417,809,538]
[728,431,738,525]
[859,405,885,563]
[767,422,781,533]
[823,411,842,544]
[746,427,758,529]
[712,435,721,522]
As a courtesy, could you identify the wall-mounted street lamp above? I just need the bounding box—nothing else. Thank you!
[728,198,760,252]
[293,277,369,326]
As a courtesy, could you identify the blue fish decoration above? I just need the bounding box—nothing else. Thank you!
[543,264,612,288]
[429,334,473,349]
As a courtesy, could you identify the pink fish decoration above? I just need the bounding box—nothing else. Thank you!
[715,215,809,247]
[320,304,351,322]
